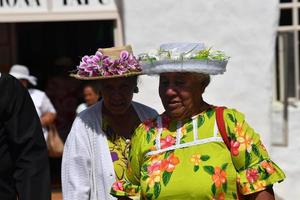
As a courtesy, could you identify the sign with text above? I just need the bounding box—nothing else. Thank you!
[0,0,115,13]
[0,0,47,12]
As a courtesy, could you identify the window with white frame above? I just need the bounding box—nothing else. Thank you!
[276,0,300,101]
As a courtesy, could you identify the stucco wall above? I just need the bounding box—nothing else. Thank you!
[124,0,279,148]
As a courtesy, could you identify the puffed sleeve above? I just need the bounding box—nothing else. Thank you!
[110,122,148,198]
[61,117,92,200]
[224,109,285,195]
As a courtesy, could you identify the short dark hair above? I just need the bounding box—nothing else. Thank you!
[194,73,210,89]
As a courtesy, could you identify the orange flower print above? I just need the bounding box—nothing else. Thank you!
[211,192,225,200]
[147,158,163,187]
[234,122,243,135]
[190,154,201,166]
[160,135,176,149]
[253,180,267,191]
[212,167,227,188]
[161,153,180,173]
[261,161,275,174]
[230,140,240,156]
[217,192,225,200]
[241,183,251,194]
[237,132,253,153]
[112,180,124,191]
[147,169,161,187]
[246,168,259,183]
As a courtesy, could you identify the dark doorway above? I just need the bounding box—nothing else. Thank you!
[14,20,114,189]
[15,20,114,140]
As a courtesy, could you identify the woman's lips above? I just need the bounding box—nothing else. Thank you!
[167,101,182,109]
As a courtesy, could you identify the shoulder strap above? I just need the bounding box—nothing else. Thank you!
[215,106,230,150]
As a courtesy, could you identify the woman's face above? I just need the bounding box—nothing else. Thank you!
[159,72,206,120]
[100,77,136,115]
[83,86,99,106]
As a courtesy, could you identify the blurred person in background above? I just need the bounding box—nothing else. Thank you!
[76,82,101,114]
[0,72,51,200]
[62,45,158,200]
[9,64,57,141]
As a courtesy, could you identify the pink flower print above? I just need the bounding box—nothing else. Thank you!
[160,135,176,149]
[246,168,259,183]
[230,140,240,156]
[112,180,124,191]
[143,119,156,132]
[162,115,171,129]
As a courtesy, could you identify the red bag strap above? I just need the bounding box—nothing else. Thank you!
[215,106,244,200]
[215,106,230,150]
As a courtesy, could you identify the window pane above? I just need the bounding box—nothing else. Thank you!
[283,32,296,98]
[280,9,293,26]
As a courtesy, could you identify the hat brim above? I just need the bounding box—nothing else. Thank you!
[70,71,143,80]
[141,59,227,75]
[9,72,37,85]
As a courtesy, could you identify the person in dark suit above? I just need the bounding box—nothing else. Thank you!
[0,73,51,200]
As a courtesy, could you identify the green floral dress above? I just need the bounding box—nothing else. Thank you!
[102,117,131,181]
[111,108,285,200]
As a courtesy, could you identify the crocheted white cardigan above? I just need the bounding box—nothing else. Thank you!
[62,101,158,200]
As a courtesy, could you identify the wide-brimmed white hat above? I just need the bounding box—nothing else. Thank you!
[9,64,37,85]
[139,42,229,75]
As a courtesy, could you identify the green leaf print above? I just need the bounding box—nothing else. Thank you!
[146,185,150,192]
[228,129,237,141]
[261,171,271,180]
[200,155,210,161]
[245,151,251,168]
[142,175,149,181]
[203,166,215,175]
[206,109,214,118]
[164,150,173,159]
[146,132,152,143]
[232,192,237,200]
[221,163,228,170]
[227,113,237,124]
[211,183,217,195]
[222,181,228,193]
[154,182,161,199]
[252,144,260,157]
[194,165,200,172]
[162,171,172,186]
[198,115,205,127]
[186,123,193,133]
[146,193,153,200]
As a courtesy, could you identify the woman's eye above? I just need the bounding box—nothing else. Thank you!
[175,80,185,86]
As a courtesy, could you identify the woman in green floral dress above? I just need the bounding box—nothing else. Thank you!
[111,43,285,200]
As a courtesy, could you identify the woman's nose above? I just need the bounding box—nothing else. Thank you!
[164,86,177,96]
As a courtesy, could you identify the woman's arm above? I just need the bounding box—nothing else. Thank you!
[61,117,91,200]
